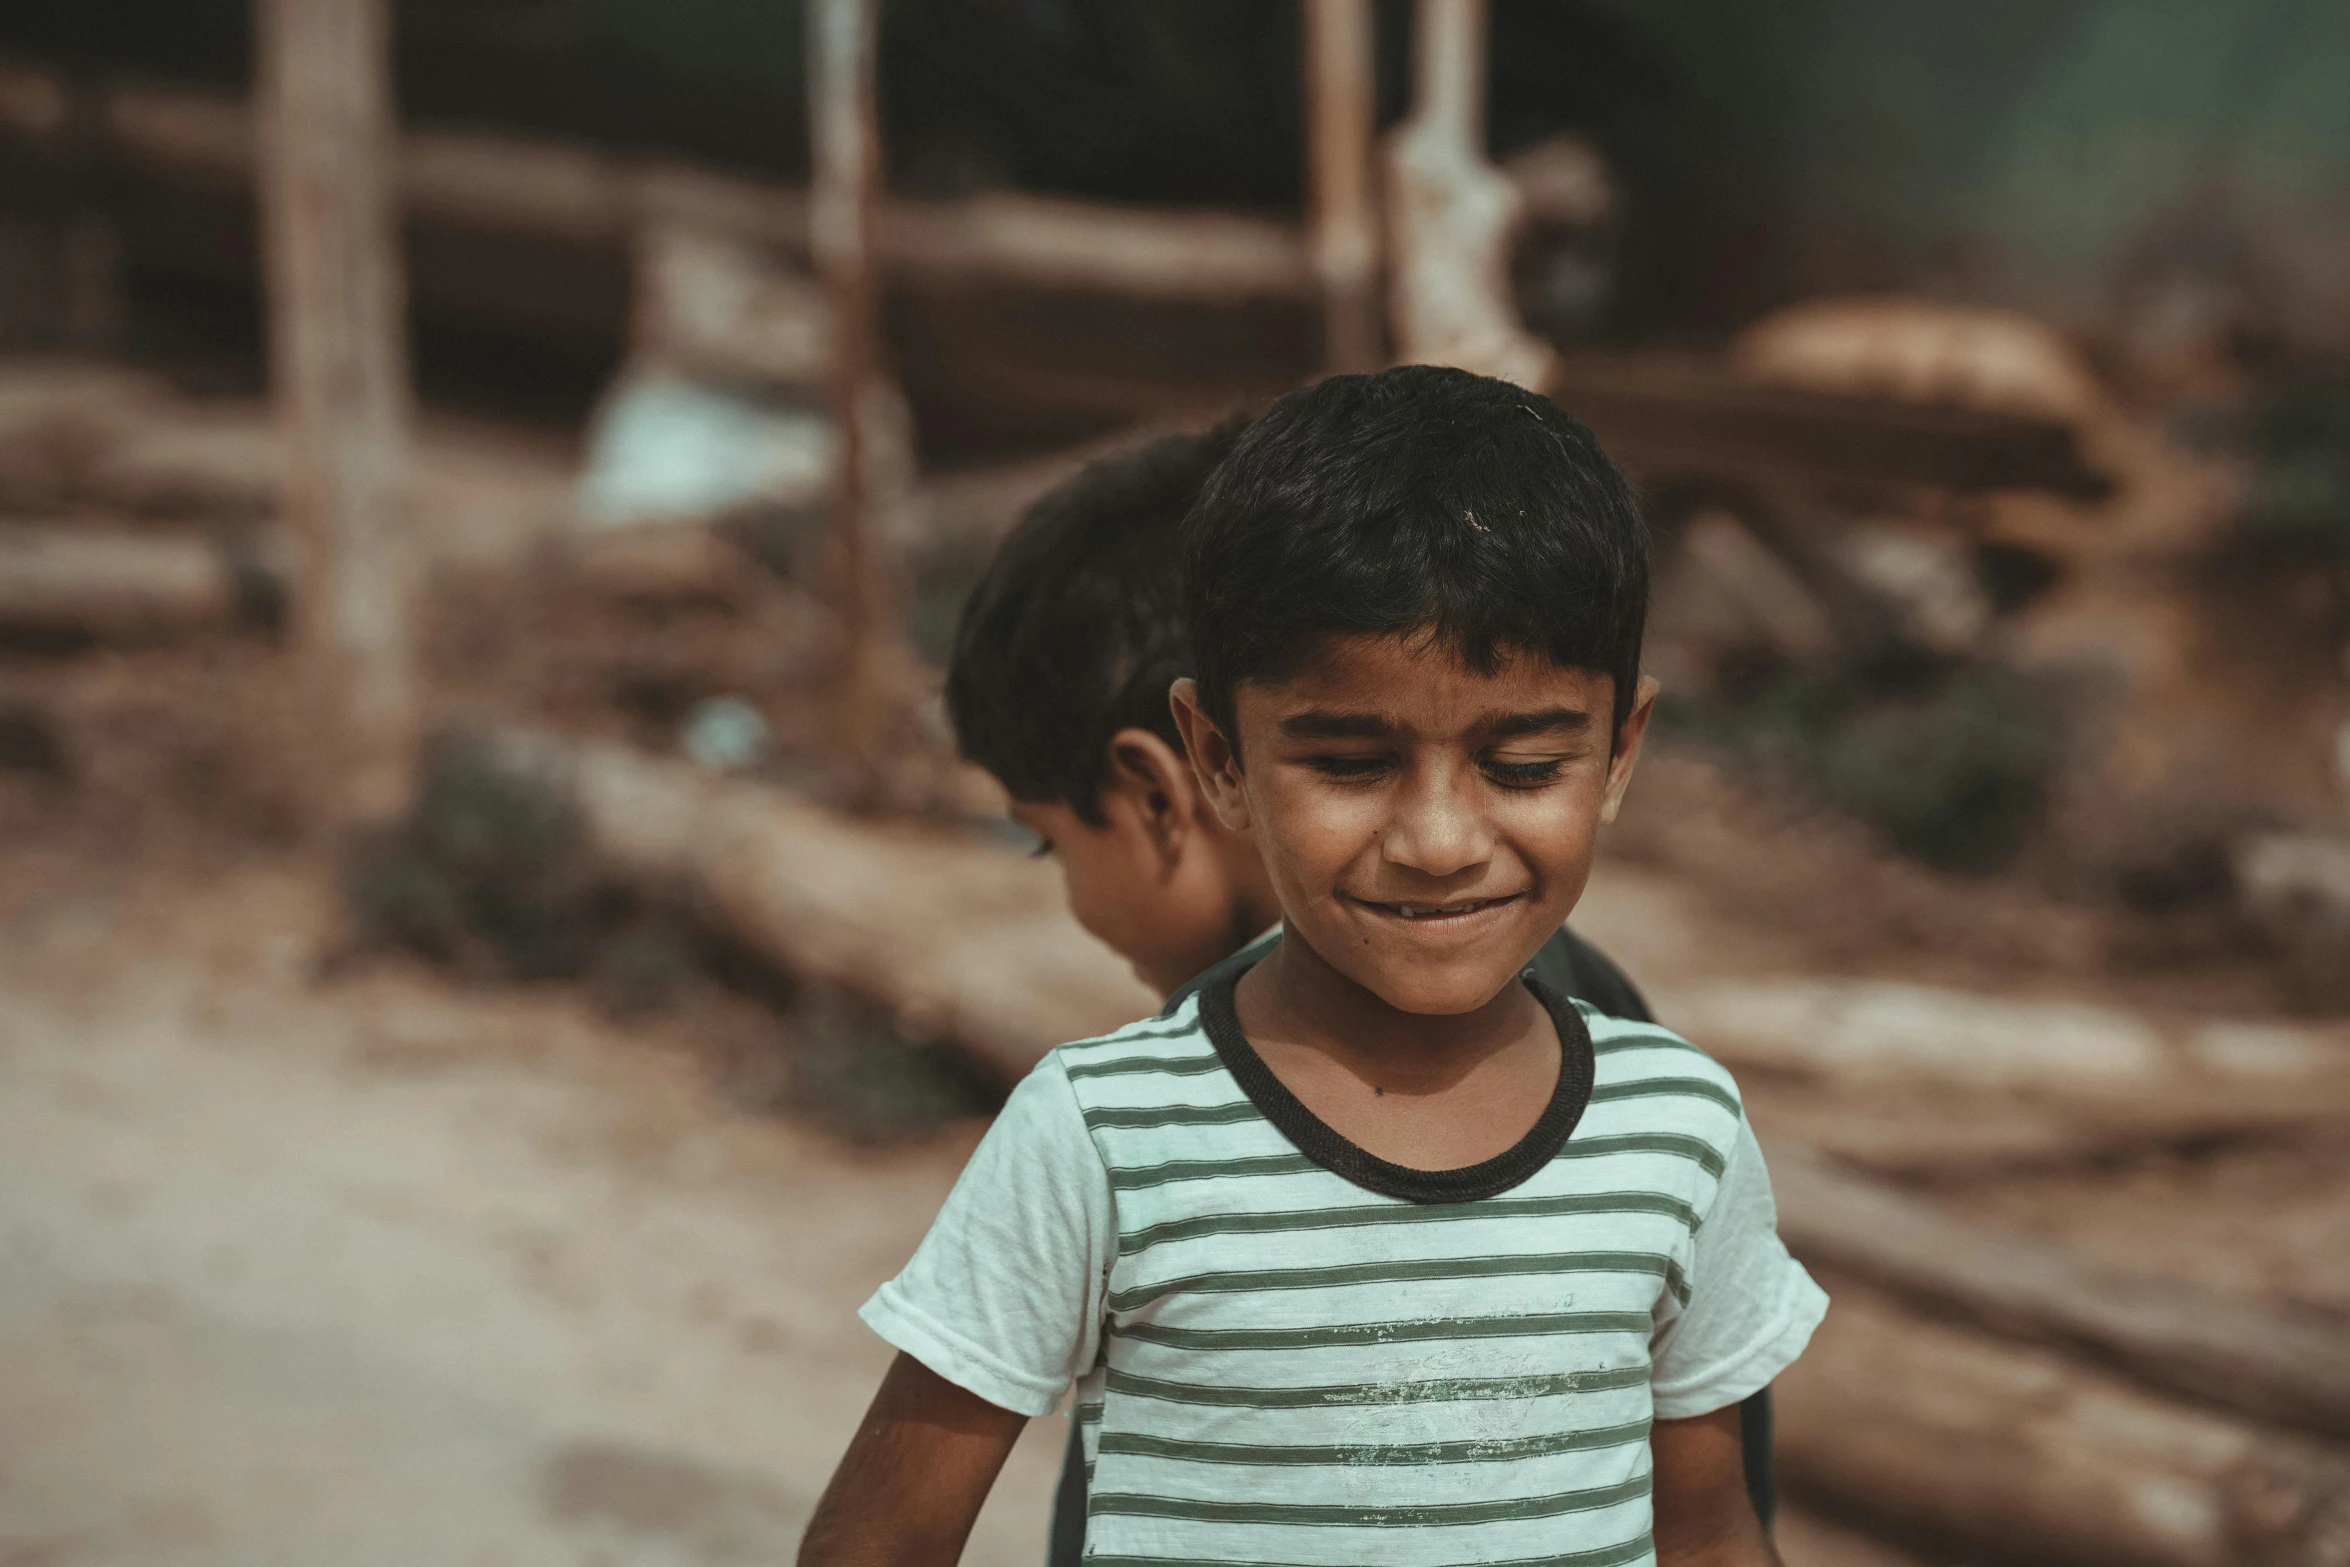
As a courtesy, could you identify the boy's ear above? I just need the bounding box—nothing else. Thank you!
[1601,675,1661,825]
[1169,679,1251,833]
[1103,727,1199,866]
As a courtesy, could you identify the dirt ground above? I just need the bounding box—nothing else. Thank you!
[0,851,1077,1567]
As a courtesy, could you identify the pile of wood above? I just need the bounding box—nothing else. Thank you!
[463,726,2350,1567]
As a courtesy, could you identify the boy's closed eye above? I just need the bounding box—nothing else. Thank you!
[1303,751,1392,782]
[1298,749,1581,789]
[1482,753,1572,788]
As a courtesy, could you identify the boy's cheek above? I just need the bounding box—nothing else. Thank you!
[1052,842,1133,950]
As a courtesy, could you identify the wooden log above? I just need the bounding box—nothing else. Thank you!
[479,729,1156,1079]
[1775,1285,2350,1567]
[1670,974,2350,1121]
[878,191,1311,303]
[1769,1145,2350,1440]
[8,68,1313,305]
[1303,0,1382,373]
[1746,1076,2350,1180]
[1383,0,1554,389]
[1546,351,2112,504]
[254,0,417,826]
[0,523,253,636]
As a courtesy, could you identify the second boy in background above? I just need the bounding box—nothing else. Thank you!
[941,397,1775,1558]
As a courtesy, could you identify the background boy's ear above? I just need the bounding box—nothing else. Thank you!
[1168,679,1251,833]
[1103,727,1199,861]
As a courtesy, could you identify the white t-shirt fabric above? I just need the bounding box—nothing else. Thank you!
[861,975,1824,1565]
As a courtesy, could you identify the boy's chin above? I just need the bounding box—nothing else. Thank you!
[1293,895,1554,1016]
[1316,938,1542,1017]
[1357,968,1532,1016]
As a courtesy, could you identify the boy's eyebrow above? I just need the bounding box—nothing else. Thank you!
[1485,708,1593,739]
[1275,708,1593,740]
[1278,710,1396,740]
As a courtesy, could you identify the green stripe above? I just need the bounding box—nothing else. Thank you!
[1084,1537,1652,1567]
[1082,1102,1260,1131]
[1120,1189,1699,1254]
[1064,1052,1226,1082]
[1065,1021,1202,1053]
[1118,1309,1650,1352]
[1107,1132,1724,1192]
[1590,1076,1741,1116]
[1097,1418,1649,1468]
[1088,1082,1736,1132]
[1111,1250,1688,1314]
[1111,1152,1321,1192]
[1591,1028,1704,1057]
[1106,1362,1648,1408]
[1092,1472,1649,1527]
[1559,1131,1726,1178]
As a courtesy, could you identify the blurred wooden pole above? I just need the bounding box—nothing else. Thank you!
[1304,0,1381,374]
[1385,0,1554,389]
[254,0,417,826]
[809,0,901,767]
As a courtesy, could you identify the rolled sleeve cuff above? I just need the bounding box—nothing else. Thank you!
[858,1282,1068,1418]
[1651,1272,1829,1421]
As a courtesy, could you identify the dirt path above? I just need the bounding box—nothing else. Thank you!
[0,858,1067,1567]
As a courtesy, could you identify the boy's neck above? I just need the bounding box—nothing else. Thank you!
[1236,929,1548,1095]
[1211,820,1284,964]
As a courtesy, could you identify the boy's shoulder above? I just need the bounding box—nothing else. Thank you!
[1042,996,1223,1093]
[1570,1000,1749,1159]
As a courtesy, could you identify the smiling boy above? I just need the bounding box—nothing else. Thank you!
[802,366,1824,1566]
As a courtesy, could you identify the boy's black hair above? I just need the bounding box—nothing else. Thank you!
[1182,365,1649,745]
[947,417,1250,822]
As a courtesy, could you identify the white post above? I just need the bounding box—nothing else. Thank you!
[1385,0,1555,390]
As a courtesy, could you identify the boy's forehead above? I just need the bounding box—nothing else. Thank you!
[1238,633,1613,727]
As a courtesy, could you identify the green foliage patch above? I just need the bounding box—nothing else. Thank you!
[1659,661,2066,874]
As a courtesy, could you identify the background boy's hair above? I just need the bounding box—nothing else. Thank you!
[947,416,1250,821]
[1182,365,1649,744]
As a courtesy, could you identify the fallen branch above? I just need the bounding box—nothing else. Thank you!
[477,729,1156,1079]
[1770,1145,2350,1439]
[1775,1285,2350,1567]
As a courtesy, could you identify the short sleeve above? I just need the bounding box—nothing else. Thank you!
[1649,1119,1828,1420]
[858,1054,1114,1417]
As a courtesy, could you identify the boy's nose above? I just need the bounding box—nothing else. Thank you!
[1379,766,1494,878]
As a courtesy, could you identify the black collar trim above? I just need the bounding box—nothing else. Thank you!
[1196,958,1596,1205]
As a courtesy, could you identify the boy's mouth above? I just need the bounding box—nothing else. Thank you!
[1349,893,1522,923]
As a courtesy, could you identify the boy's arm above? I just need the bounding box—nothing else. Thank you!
[1651,1405,1782,1567]
[799,1352,1029,1567]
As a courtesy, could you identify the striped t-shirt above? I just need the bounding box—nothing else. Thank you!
[863,962,1825,1566]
